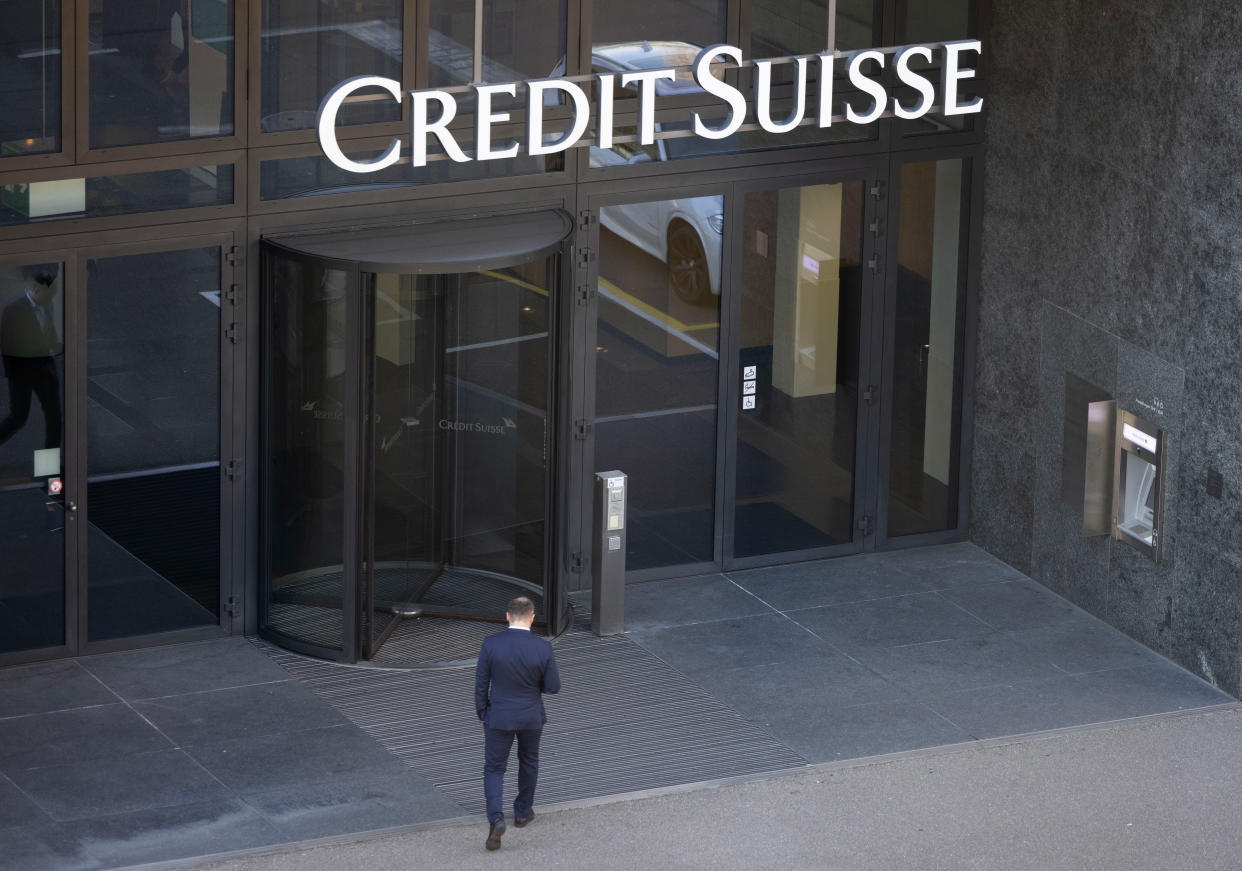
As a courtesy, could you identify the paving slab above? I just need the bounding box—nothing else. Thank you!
[0,703,173,775]
[7,749,231,822]
[786,591,994,652]
[0,660,117,718]
[80,638,291,701]
[131,680,347,747]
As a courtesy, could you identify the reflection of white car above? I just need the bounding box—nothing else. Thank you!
[549,42,729,303]
[589,41,705,97]
[585,42,724,304]
[598,188,724,305]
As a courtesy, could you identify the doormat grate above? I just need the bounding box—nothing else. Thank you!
[253,621,806,816]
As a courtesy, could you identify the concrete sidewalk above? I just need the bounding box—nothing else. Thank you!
[183,705,1242,871]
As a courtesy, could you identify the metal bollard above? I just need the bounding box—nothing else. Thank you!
[591,470,626,636]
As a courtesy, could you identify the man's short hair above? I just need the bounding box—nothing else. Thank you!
[507,596,535,621]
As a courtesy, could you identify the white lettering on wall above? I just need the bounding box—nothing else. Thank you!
[314,42,984,171]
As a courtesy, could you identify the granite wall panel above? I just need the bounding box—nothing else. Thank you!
[969,423,1035,576]
[974,0,1242,696]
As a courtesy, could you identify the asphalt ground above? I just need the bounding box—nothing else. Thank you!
[174,704,1242,871]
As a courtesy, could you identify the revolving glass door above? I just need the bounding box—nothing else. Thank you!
[261,212,570,664]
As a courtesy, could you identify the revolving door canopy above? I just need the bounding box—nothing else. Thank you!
[261,211,572,664]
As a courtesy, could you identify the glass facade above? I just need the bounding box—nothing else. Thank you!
[0,164,234,226]
[261,0,401,132]
[429,0,566,87]
[0,0,982,664]
[747,0,877,57]
[88,0,236,148]
[594,0,726,54]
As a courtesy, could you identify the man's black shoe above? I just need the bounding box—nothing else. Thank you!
[486,817,505,851]
[514,811,535,828]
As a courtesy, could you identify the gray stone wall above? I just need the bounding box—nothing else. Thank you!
[973,0,1242,696]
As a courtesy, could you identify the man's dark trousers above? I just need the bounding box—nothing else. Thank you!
[475,627,561,824]
[483,727,541,823]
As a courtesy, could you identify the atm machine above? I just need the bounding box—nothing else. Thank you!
[1083,401,1166,562]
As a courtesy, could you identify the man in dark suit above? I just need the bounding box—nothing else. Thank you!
[474,595,561,851]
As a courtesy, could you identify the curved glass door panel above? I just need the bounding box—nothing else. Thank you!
[367,260,554,653]
[262,249,351,655]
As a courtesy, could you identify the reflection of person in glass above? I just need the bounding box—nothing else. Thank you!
[0,269,63,450]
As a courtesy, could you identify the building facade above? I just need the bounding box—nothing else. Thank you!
[4,0,985,667]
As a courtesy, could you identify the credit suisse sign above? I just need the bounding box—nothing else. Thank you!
[317,41,982,173]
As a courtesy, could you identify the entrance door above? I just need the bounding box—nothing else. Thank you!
[723,177,877,567]
[261,211,570,664]
[0,235,237,665]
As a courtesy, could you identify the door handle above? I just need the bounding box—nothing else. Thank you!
[66,501,77,512]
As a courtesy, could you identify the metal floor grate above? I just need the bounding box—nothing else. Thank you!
[268,568,545,667]
[254,617,806,815]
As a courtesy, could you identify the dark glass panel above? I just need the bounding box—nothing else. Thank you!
[734,181,864,557]
[429,0,565,88]
[594,195,723,571]
[261,0,401,132]
[592,1,726,61]
[0,1,61,157]
[748,0,876,57]
[86,247,221,641]
[0,164,233,226]
[264,254,348,650]
[89,0,236,148]
[588,114,872,170]
[259,147,559,201]
[887,159,966,537]
[0,261,65,653]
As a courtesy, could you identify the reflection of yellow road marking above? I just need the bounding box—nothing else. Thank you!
[597,277,719,333]
[480,269,719,337]
[480,269,549,298]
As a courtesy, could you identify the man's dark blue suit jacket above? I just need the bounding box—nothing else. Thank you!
[475,627,561,731]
